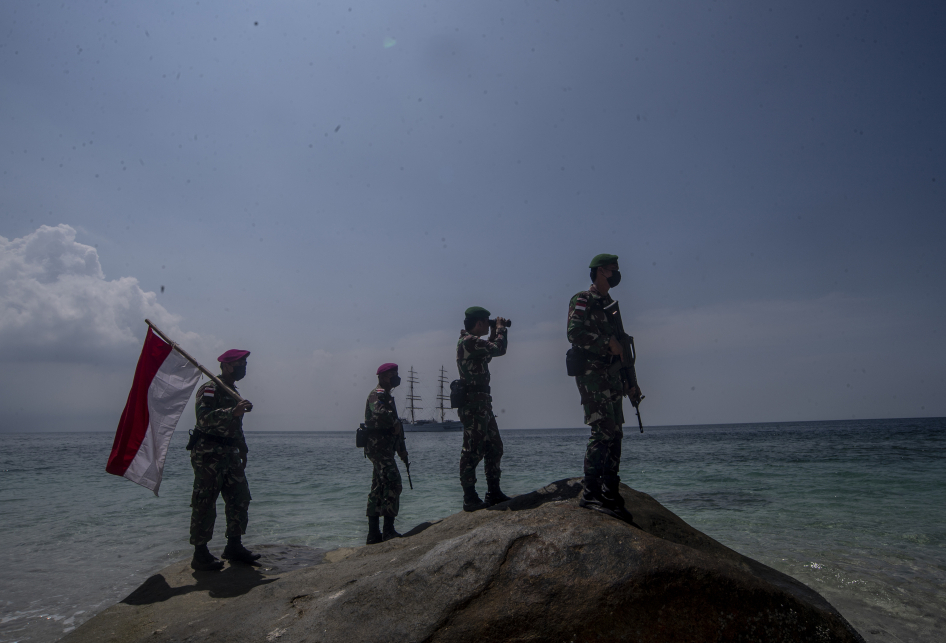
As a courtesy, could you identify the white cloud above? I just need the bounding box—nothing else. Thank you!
[0,224,199,362]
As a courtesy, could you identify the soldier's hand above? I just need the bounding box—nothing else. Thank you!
[233,400,253,417]
[626,385,643,405]
[608,336,624,358]
[495,317,507,330]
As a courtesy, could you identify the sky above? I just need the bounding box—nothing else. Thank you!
[1,0,944,432]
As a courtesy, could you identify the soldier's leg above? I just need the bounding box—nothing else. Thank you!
[221,452,251,540]
[482,411,511,505]
[598,373,629,508]
[482,410,504,481]
[366,456,383,518]
[376,455,403,518]
[578,372,620,479]
[365,456,384,544]
[584,417,620,480]
[459,405,489,511]
[458,405,486,489]
[577,372,624,514]
[189,450,224,547]
[600,419,627,511]
[220,451,259,563]
[378,455,403,540]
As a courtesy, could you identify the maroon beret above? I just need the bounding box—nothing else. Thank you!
[218,349,251,363]
[376,362,398,375]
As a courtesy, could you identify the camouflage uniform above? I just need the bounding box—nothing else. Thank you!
[456,327,508,488]
[188,381,252,547]
[567,284,625,480]
[364,387,408,518]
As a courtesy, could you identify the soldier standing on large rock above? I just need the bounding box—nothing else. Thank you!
[567,254,642,520]
[188,349,260,571]
[456,306,512,512]
[364,363,410,545]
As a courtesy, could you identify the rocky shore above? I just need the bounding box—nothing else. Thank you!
[62,478,865,642]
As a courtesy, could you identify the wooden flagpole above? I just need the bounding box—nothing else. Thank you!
[144,319,245,402]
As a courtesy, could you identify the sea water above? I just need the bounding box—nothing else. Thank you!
[0,419,943,643]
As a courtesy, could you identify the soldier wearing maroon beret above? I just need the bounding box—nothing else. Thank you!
[187,348,260,571]
[362,363,410,544]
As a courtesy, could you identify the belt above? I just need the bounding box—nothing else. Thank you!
[192,429,238,447]
[463,384,491,394]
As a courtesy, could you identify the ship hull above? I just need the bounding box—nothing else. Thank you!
[402,420,463,432]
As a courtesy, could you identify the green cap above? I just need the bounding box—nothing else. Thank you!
[464,306,491,320]
[589,253,619,268]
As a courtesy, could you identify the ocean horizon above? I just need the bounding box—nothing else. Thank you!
[1,418,943,642]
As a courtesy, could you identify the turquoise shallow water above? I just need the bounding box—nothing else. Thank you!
[1,419,944,642]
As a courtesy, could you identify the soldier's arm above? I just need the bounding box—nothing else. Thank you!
[566,295,610,356]
[473,327,507,358]
[395,423,409,462]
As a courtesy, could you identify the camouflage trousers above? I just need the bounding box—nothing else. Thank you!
[366,451,402,518]
[189,444,251,546]
[575,368,625,427]
[458,402,503,488]
[576,370,625,479]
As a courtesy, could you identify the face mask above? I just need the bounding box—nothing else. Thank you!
[607,270,622,288]
[390,375,402,388]
[231,365,247,381]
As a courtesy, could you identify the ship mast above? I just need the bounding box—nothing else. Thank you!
[437,366,450,423]
[405,366,422,424]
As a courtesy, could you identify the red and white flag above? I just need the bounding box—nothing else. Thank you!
[106,327,201,495]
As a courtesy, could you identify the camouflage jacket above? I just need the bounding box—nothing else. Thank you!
[456,327,507,392]
[567,284,617,371]
[194,381,248,452]
[365,387,408,461]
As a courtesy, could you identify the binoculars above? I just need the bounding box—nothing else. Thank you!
[489,318,512,329]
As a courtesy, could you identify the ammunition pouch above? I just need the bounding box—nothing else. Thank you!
[449,380,464,408]
[356,423,392,448]
[187,429,237,449]
[451,381,491,408]
[566,346,590,377]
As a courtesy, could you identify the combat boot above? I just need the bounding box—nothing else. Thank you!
[221,536,261,563]
[601,474,634,523]
[578,476,620,519]
[484,478,512,507]
[382,516,402,541]
[366,516,382,545]
[462,485,489,512]
[190,544,224,571]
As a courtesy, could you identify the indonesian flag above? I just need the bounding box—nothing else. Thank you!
[106,327,201,495]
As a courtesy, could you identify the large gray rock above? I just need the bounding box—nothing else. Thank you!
[63,479,865,642]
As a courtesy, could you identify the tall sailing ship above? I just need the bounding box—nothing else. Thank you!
[399,366,462,432]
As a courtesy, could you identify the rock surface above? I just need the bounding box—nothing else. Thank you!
[62,479,865,643]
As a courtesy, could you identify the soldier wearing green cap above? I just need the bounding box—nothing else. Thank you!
[566,254,642,520]
[456,306,511,511]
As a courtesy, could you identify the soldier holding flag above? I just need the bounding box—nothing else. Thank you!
[188,349,260,571]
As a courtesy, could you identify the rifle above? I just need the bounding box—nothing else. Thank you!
[602,301,645,433]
